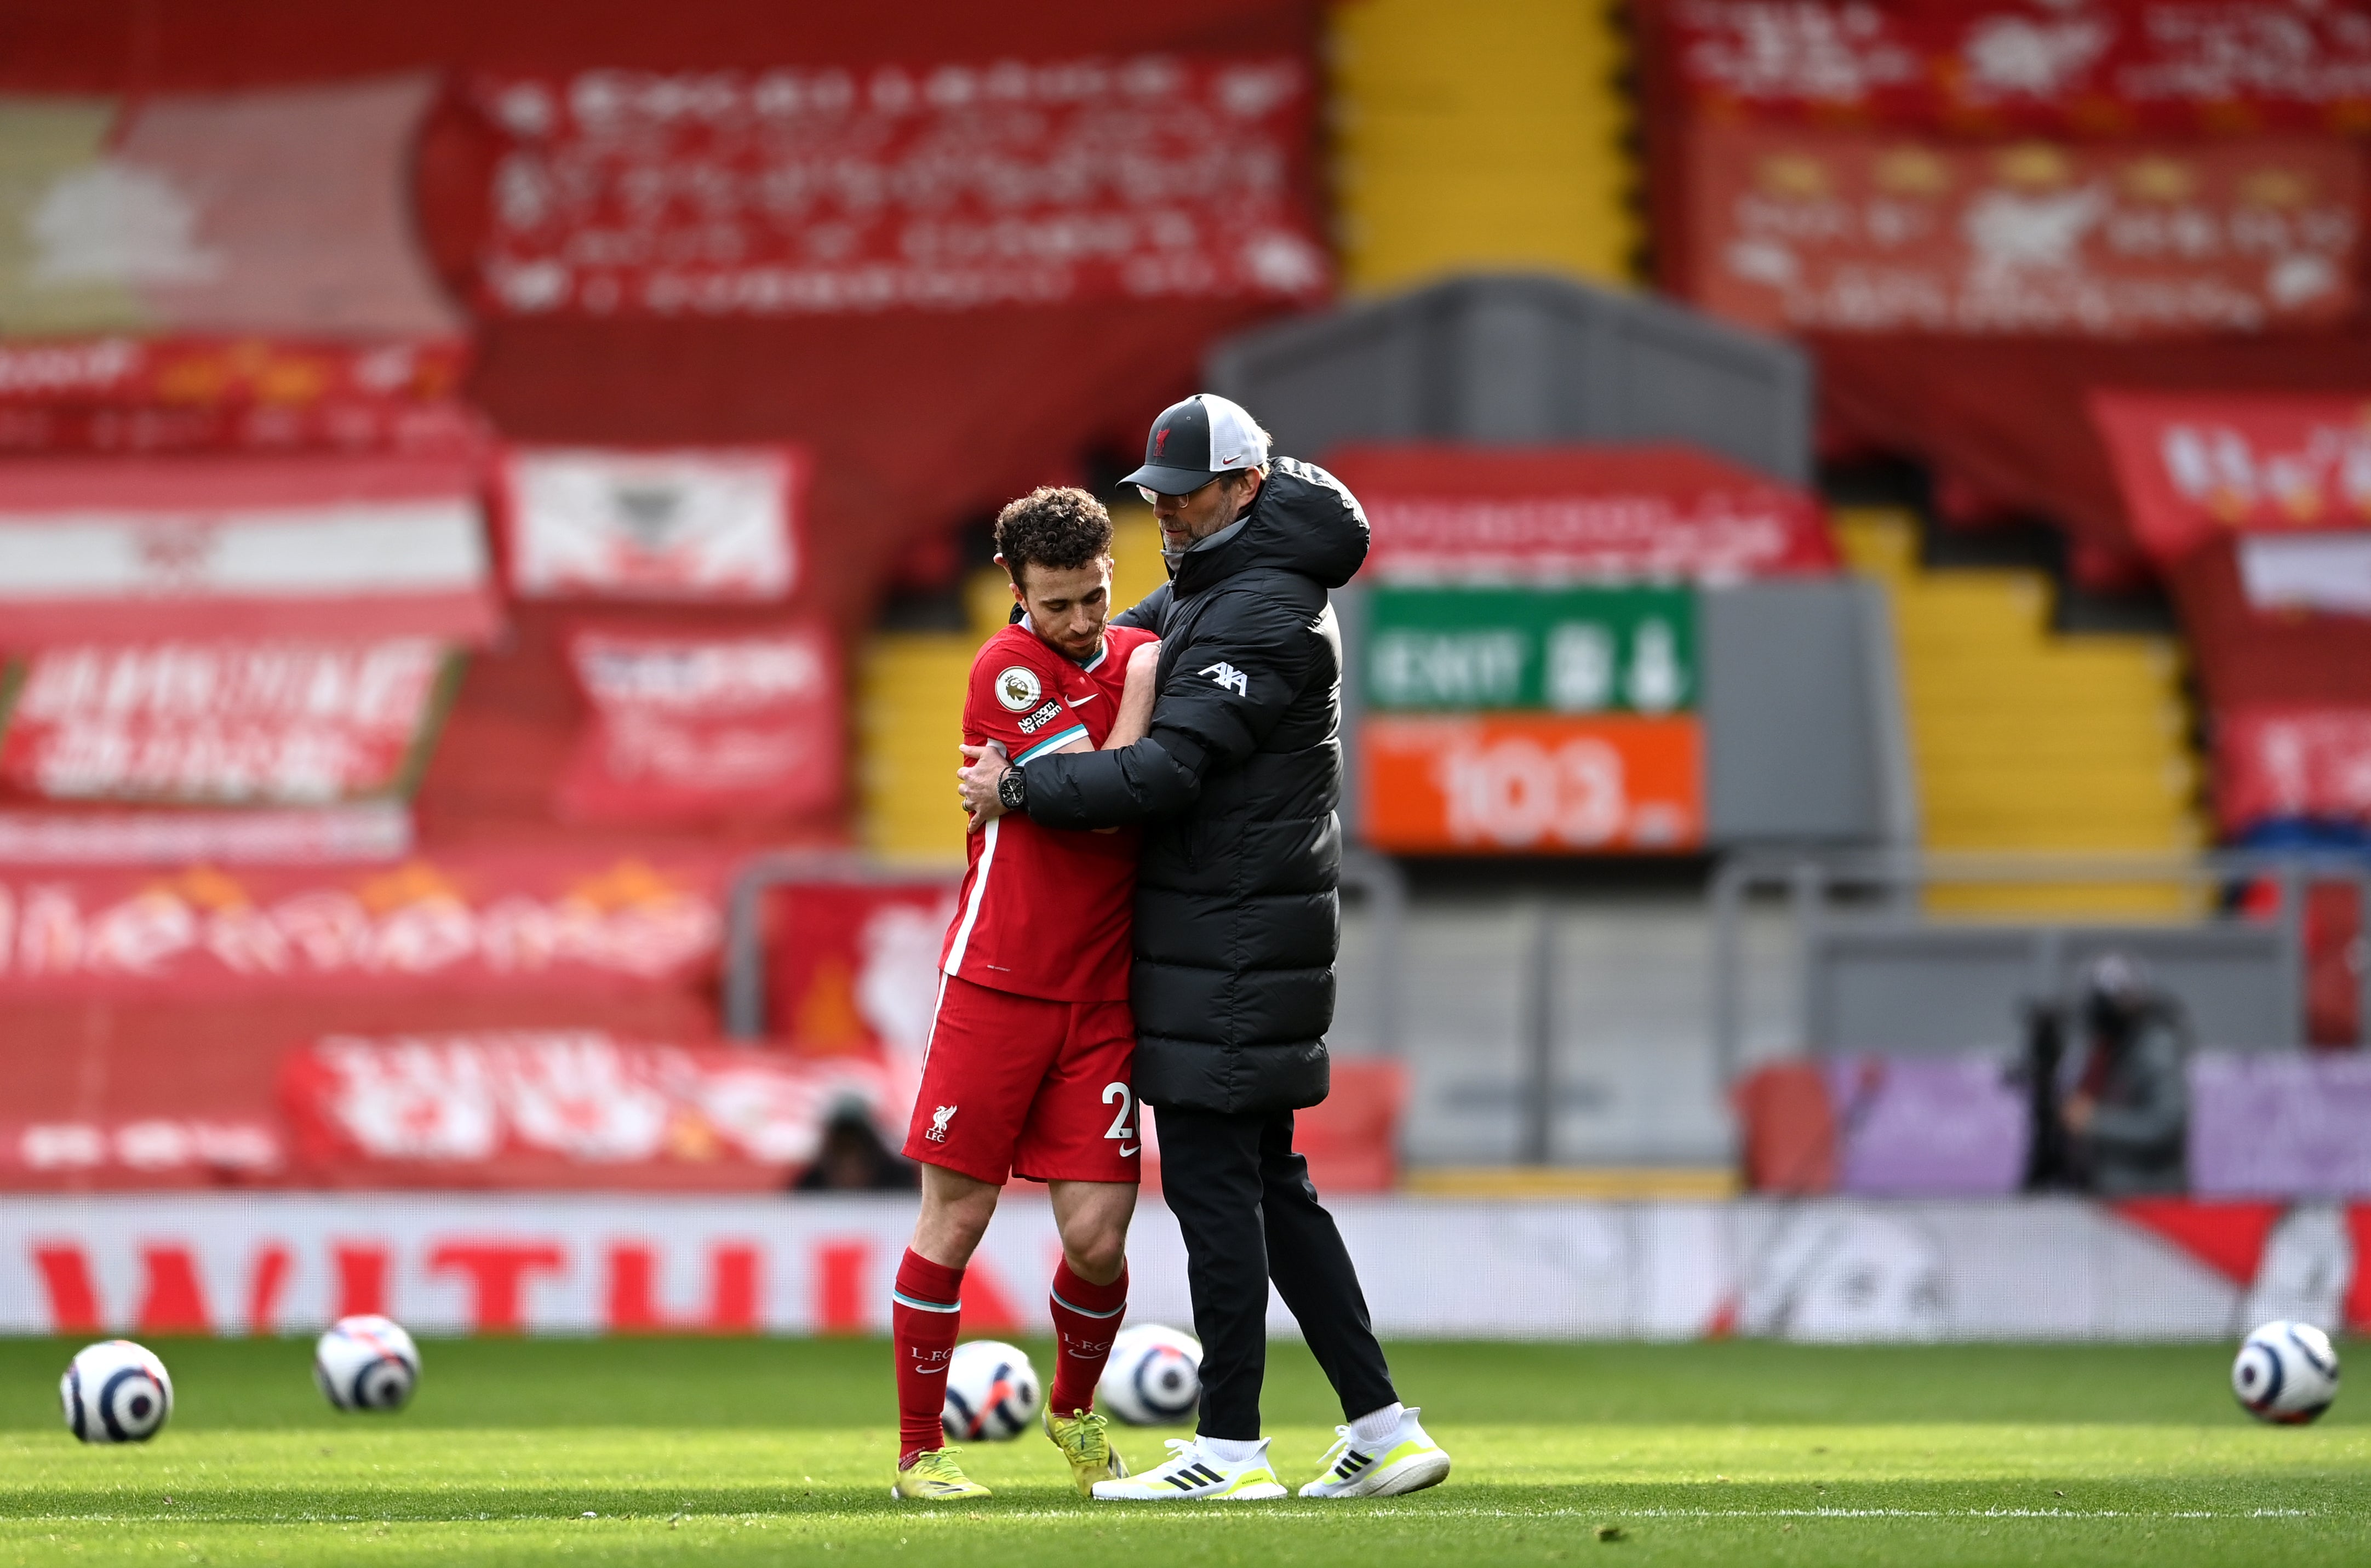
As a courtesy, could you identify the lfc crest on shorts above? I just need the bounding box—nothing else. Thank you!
[926,1105,957,1142]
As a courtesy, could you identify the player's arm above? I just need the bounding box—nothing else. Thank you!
[1005,593,1313,831]
[959,638,1164,828]
[958,645,1093,829]
[1103,638,1161,750]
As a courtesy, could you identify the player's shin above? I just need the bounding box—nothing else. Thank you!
[1047,1257,1128,1415]
[892,1250,965,1462]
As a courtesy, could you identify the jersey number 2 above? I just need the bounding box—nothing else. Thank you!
[1102,1082,1135,1142]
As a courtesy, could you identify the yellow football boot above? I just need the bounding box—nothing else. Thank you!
[892,1447,993,1501]
[1044,1405,1129,1497]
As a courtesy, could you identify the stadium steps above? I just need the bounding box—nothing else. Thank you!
[857,502,1171,867]
[857,634,975,868]
[1836,508,2206,918]
[1330,0,1639,293]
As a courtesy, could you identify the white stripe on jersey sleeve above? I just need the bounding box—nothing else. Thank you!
[1013,723,1089,765]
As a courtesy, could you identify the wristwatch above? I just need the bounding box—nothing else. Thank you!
[997,765,1028,813]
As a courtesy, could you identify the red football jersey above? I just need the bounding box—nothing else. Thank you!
[940,621,1157,1003]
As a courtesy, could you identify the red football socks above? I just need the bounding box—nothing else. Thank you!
[892,1249,964,1461]
[1046,1257,1128,1416]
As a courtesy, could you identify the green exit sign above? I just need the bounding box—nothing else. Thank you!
[1364,585,1697,714]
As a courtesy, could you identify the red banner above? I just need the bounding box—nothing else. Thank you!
[1,1118,284,1190]
[0,455,499,648]
[279,1030,892,1191]
[0,333,476,461]
[1326,443,1835,582]
[1361,714,1705,854]
[1681,119,2361,337]
[497,445,806,602]
[557,625,842,826]
[0,805,411,865]
[764,878,957,1049]
[0,337,469,408]
[0,641,454,806]
[1660,1,2371,135]
[0,399,491,459]
[0,76,462,340]
[465,58,1329,318]
[2217,703,2371,828]
[2092,392,2371,563]
[0,850,727,996]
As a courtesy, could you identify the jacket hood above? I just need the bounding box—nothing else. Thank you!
[1171,456,1368,597]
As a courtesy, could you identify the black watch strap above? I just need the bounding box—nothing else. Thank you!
[997,766,1028,812]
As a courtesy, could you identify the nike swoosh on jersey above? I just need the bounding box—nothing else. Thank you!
[1118,1145,1139,1157]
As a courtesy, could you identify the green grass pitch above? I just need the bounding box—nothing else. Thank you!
[0,1336,2363,1565]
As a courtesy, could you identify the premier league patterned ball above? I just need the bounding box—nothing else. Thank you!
[942,1340,1040,1441]
[314,1315,422,1412]
[2233,1320,2339,1424]
[60,1341,174,1444]
[1097,1323,1202,1426]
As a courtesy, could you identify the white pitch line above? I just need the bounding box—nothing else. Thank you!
[17,1505,2318,1526]
[923,1504,2316,1524]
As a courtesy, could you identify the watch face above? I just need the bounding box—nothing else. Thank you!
[1000,769,1027,809]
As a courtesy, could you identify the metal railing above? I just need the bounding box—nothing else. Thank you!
[721,851,947,1041]
[1707,849,2371,1084]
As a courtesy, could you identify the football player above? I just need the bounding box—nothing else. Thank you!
[890,486,1161,1501]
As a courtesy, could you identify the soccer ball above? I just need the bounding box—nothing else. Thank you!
[2232,1319,2339,1424]
[314,1315,422,1412]
[942,1340,1040,1441]
[60,1341,173,1444]
[1098,1323,1202,1426]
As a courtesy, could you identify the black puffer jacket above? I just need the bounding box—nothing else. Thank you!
[1021,457,1368,1113]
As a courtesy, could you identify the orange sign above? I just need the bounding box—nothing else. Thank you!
[1361,714,1703,854]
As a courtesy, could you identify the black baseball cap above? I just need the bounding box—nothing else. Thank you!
[1121,393,1272,495]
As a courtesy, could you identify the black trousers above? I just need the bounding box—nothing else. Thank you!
[1152,1103,1398,1440]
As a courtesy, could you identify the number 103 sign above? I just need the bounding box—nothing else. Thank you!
[1359,714,1702,853]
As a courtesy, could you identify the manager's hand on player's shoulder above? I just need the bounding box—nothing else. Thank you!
[958,742,1009,831]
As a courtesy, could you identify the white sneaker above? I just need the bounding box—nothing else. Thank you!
[1298,1407,1452,1498]
[1091,1437,1287,1501]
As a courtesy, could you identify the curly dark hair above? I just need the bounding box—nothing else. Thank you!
[994,486,1114,587]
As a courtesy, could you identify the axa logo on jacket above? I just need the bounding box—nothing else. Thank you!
[1200,661,1249,696]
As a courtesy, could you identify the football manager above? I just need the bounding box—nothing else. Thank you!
[957,393,1448,1500]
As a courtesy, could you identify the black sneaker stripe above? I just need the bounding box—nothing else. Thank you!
[1192,1464,1225,1486]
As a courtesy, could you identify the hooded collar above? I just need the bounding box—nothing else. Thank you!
[1169,457,1369,600]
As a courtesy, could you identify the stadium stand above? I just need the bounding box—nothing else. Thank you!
[1817,334,2371,593]
[1635,0,2371,891]
[1329,0,1638,293]
[0,1,1360,1198]
[1834,509,2204,914]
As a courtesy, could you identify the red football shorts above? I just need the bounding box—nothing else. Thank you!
[903,972,1141,1186]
